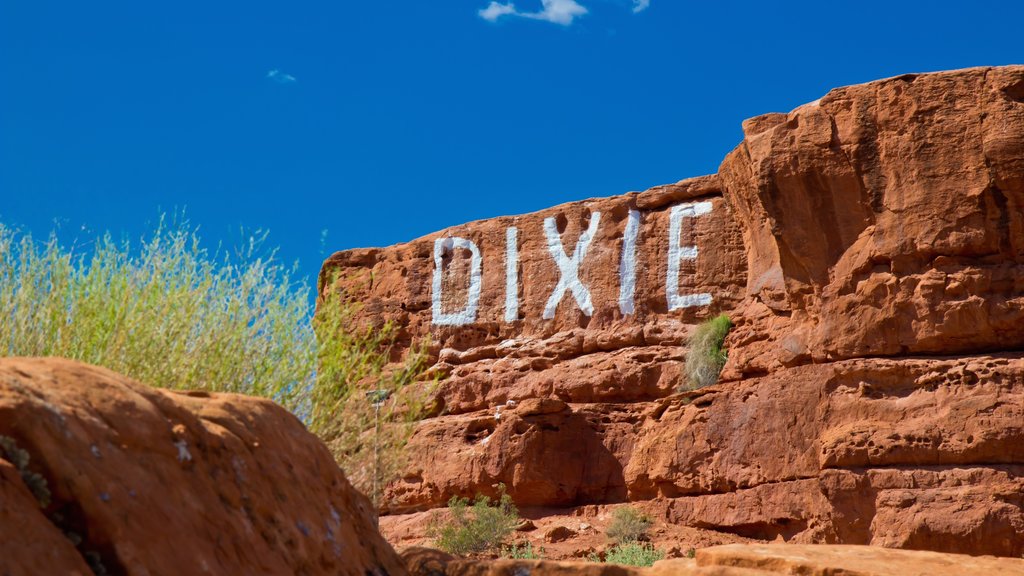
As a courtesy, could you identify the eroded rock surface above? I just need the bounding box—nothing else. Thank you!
[0,357,406,576]
[321,66,1024,558]
[721,66,1024,374]
[402,544,1024,576]
[694,544,1024,576]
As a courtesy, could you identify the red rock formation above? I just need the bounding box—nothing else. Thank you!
[720,66,1024,374]
[0,455,90,574]
[320,66,1024,558]
[321,177,747,416]
[0,357,405,576]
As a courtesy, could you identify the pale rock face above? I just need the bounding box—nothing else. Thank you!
[321,66,1024,557]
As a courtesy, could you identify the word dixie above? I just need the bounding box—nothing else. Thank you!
[432,201,714,326]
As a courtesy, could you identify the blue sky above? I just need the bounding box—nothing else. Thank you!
[2,0,1022,290]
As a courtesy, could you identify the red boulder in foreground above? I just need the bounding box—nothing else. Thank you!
[0,357,406,576]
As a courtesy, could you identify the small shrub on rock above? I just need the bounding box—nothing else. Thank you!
[431,484,519,556]
[604,543,664,567]
[502,541,543,559]
[606,506,652,544]
[683,314,732,390]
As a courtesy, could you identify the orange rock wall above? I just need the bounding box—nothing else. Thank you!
[320,66,1024,557]
[722,66,1024,374]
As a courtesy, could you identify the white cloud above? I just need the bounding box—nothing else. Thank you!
[479,1,517,21]
[632,0,650,13]
[266,69,296,84]
[478,0,588,26]
[529,0,588,24]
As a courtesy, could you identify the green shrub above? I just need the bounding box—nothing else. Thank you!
[606,506,652,544]
[0,218,429,506]
[603,543,664,567]
[682,314,732,390]
[502,541,543,559]
[0,218,310,397]
[431,484,520,556]
[305,287,433,508]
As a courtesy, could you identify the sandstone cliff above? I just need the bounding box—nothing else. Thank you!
[319,66,1024,557]
[0,357,405,575]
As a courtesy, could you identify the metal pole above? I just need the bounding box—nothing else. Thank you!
[365,388,390,528]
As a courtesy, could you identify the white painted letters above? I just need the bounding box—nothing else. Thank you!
[618,209,640,315]
[543,212,601,319]
[504,227,519,323]
[431,237,483,326]
[667,201,713,310]
[427,200,717,325]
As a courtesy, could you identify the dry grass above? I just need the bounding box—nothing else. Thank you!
[430,484,520,556]
[606,506,653,544]
[0,217,429,506]
[682,314,732,390]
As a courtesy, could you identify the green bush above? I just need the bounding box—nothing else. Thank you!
[606,506,652,544]
[306,288,433,509]
[0,218,429,506]
[682,314,732,390]
[431,484,520,556]
[603,543,664,567]
[0,218,310,397]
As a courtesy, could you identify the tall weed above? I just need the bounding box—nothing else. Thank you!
[682,314,732,390]
[430,485,520,556]
[0,218,428,505]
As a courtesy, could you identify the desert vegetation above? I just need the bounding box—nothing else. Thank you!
[0,218,428,506]
[592,506,665,567]
[429,484,520,556]
[306,287,433,507]
[0,219,309,396]
[606,505,653,545]
[501,541,543,560]
[683,314,732,390]
[603,542,665,567]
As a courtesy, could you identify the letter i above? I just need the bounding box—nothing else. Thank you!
[619,209,640,315]
[504,227,519,323]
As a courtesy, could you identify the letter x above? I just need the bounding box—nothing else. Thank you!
[543,212,601,319]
